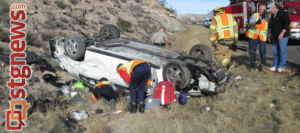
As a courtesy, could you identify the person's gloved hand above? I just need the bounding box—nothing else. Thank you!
[168,43,172,48]
[256,19,262,24]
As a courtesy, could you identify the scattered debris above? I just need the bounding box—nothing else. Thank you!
[73,110,88,120]
[235,84,239,88]
[27,76,39,82]
[200,106,212,113]
[0,51,42,64]
[234,75,242,80]
[178,92,188,105]
[69,94,88,105]
[70,86,77,91]
[282,86,286,89]
[61,85,70,96]
[74,82,85,89]
[84,87,90,92]
[70,92,78,98]
[88,109,103,114]
[113,110,122,114]
[99,113,109,116]
[270,104,276,107]
[231,101,235,104]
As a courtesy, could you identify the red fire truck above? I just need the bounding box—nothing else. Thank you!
[222,0,300,40]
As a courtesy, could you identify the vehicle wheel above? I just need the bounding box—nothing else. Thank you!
[163,60,191,89]
[189,44,213,61]
[99,24,120,40]
[64,33,86,60]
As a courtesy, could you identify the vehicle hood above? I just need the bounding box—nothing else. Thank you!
[285,1,300,16]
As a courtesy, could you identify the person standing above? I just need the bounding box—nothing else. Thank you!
[209,7,239,69]
[151,28,171,48]
[247,5,268,70]
[118,60,151,114]
[267,3,290,72]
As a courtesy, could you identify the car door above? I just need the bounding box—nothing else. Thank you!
[82,50,112,83]
[110,57,130,87]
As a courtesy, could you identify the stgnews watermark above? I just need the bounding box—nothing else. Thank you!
[6,3,31,131]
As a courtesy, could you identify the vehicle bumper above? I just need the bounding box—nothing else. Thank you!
[290,29,300,40]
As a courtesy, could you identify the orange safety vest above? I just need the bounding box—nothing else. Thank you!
[210,13,237,42]
[91,81,111,101]
[118,60,151,85]
[247,13,268,41]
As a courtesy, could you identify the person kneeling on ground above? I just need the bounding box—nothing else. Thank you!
[118,60,151,114]
[90,78,119,103]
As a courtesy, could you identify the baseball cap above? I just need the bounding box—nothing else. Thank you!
[267,3,276,12]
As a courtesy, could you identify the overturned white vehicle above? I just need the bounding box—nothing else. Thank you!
[48,24,233,97]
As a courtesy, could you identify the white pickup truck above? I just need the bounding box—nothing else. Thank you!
[48,24,233,97]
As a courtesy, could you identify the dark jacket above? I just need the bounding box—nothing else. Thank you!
[270,8,290,39]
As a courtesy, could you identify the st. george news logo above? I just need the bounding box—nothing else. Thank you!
[6,3,32,131]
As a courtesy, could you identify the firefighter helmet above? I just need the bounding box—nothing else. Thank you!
[213,7,226,16]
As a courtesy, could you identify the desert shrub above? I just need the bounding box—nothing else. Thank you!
[99,20,105,24]
[133,13,143,18]
[140,22,150,32]
[41,31,56,41]
[99,0,104,1]
[68,0,78,5]
[150,25,157,33]
[26,31,41,47]
[58,31,67,37]
[135,0,140,2]
[0,26,10,42]
[96,12,101,15]
[116,17,132,31]
[65,12,72,17]
[43,0,50,5]
[91,21,98,25]
[56,21,68,30]
[92,32,99,38]
[44,19,56,29]
[116,3,121,8]
[101,15,110,20]
[144,15,151,19]
[73,16,87,25]
[81,25,85,29]
[60,17,69,23]
[55,0,69,9]
[120,0,127,3]
[128,4,142,14]
[112,0,119,3]
[107,7,116,15]
[71,26,75,30]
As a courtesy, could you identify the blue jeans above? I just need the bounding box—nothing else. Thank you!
[272,36,289,68]
[129,63,151,103]
[248,38,266,69]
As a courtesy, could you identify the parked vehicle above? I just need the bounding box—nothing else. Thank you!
[223,0,300,40]
[48,24,233,97]
[204,18,212,28]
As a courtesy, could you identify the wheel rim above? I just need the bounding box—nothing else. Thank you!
[166,66,184,87]
[102,29,114,40]
[66,39,78,57]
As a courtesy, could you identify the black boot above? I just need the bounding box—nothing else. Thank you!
[137,102,145,113]
[127,102,137,114]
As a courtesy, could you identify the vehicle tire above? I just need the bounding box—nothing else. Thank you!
[163,60,191,90]
[189,44,213,61]
[64,33,86,60]
[99,24,120,40]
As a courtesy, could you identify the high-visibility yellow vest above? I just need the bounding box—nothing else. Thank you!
[210,13,238,42]
[91,81,112,101]
[118,60,149,76]
[247,13,268,41]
